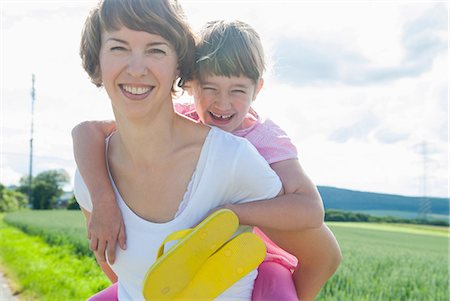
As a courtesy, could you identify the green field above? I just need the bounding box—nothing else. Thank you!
[0,212,109,301]
[1,210,449,301]
[317,222,448,300]
[4,210,90,256]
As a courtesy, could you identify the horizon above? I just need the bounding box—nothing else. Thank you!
[1,1,448,198]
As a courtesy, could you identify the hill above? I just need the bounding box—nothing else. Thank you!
[317,186,449,220]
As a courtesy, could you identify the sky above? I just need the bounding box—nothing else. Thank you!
[0,0,448,198]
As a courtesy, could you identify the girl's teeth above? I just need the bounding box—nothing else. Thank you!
[123,85,150,95]
[211,112,233,119]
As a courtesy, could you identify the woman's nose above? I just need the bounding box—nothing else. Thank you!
[127,54,148,78]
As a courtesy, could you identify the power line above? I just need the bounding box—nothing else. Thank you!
[1,151,73,162]
[418,141,431,220]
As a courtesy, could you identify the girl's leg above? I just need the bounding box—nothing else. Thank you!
[252,261,299,301]
[289,225,341,301]
[87,283,118,301]
[261,225,342,301]
[253,227,299,301]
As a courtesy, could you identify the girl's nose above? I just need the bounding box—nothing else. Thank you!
[127,55,148,78]
[214,93,231,110]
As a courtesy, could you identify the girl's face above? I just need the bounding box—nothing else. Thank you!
[192,75,263,132]
[99,26,179,120]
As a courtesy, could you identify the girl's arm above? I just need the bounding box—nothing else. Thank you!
[72,120,124,264]
[225,159,324,230]
[225,157,341,300]
[81,208,118,283]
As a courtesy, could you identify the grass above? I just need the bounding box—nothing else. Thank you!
[1,211,449,300]
[317,222,449,301]
[0,213,110,301]
[4,210,91,257]
[327,221,449,237]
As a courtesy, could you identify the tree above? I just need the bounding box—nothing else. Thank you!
[18,169,70,209]
[0,183,28,212]
[66,195,80,210]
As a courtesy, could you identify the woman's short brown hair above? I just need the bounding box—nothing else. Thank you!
[80,0,196,88]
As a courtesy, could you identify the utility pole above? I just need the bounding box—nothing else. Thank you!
[28,74,35,208]
[419,141,431,220]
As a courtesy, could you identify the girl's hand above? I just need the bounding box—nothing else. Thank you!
[88,196,126,264]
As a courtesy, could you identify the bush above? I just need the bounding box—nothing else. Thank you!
[67,196,80,210]
[0,184,28,212]
[324,209,449,226]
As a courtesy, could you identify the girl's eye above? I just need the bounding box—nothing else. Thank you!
[232,90,246,94]
[203,87,215,91]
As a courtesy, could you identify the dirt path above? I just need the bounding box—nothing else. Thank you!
[0,272,19,301]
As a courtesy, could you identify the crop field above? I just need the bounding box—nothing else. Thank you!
[317,222,448,300]
[4,210,91,257]
[1,210,449,301]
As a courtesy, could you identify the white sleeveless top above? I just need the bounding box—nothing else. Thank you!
[74,126,282,300]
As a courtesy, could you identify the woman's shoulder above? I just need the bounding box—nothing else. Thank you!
[209,126,253,148]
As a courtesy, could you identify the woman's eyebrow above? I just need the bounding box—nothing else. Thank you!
[104,37,127,45]
[147,42,170,47]
[104,39,169,48]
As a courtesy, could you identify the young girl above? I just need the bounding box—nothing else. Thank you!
[74,15,340,301]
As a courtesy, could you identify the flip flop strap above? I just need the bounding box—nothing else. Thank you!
[157,228,193,259]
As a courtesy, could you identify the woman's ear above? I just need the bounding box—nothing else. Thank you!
[93,66,103,87]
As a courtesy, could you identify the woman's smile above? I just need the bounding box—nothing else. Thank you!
[119,84,154,101]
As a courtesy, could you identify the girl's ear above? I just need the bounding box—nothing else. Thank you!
[184,80,194,96]
[253,78,264,101]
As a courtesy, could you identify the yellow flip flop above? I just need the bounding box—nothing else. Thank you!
[174,232,266,301]
[143,209,239,301]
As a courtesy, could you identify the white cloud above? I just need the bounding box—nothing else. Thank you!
[1,1,448,198]
[253,42,447,198]
[0,164,24,187]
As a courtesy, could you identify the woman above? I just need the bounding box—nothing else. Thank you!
[74,0,287,300]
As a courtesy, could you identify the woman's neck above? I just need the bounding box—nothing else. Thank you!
[111,105,181,166]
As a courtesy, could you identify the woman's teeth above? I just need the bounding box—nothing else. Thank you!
[122,85,150,95]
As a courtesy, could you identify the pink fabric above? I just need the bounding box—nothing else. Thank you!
[87,283,118,301]
[232,108,298,164]
[252,228,299,301]
[252,261,299,301]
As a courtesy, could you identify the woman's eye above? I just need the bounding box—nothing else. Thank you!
[110,46,126,51]
[148,48,166,55]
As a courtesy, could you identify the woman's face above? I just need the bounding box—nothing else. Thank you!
[99,26,179,120]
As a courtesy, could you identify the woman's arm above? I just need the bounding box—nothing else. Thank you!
[225,159,324,230]
[72,120,124,264]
